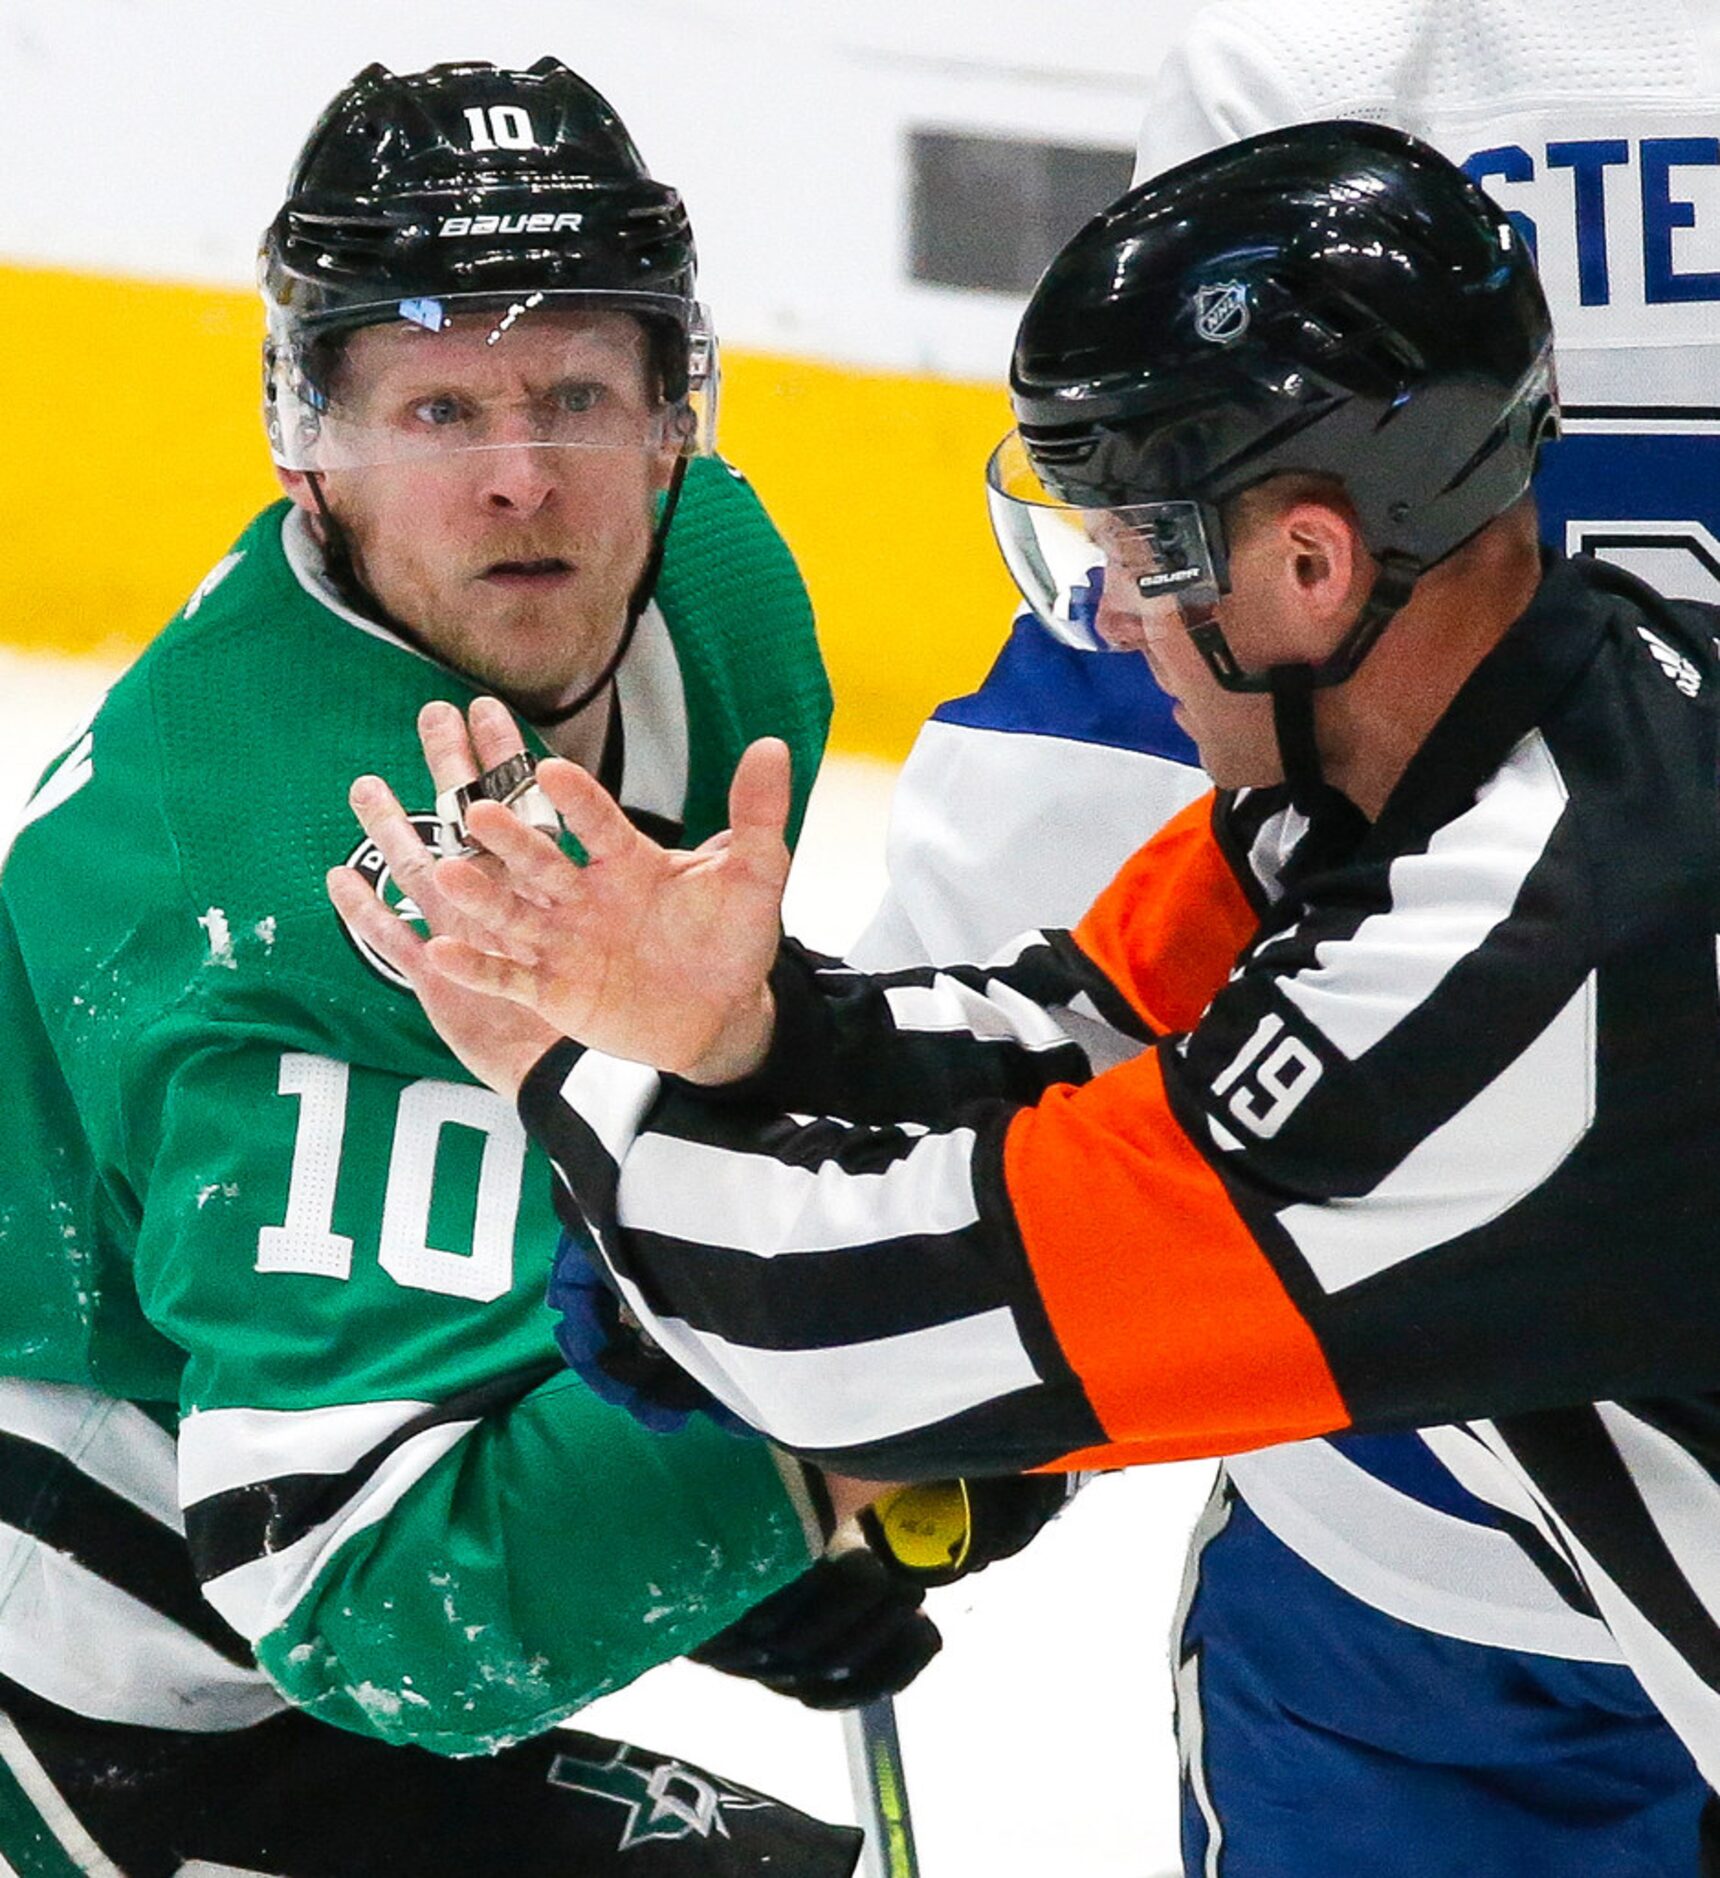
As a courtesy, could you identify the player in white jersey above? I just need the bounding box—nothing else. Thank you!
[851,3,1720,1872]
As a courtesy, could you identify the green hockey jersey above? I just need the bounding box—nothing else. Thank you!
[0,460,832,1755]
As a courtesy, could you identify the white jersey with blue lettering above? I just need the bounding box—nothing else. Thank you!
[1136,0,1720,601]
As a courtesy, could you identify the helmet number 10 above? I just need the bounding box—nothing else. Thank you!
[463,105,537,153]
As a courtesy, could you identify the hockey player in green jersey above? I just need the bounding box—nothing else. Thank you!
[0,58,928,1878]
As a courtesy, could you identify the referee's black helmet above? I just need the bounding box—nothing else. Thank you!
[1009,120,1557,691]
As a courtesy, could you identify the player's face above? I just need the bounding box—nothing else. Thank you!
[308,311,679,717]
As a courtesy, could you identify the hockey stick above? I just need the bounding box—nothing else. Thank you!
[843,1695,921,1878]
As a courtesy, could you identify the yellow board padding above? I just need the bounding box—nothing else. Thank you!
[0,262,1020,760]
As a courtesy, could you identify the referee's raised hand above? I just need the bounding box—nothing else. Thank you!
[336,695,792,1089]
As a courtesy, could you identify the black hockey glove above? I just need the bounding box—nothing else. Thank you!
[861,1475,1079,1586]
[690,1550,942,1711]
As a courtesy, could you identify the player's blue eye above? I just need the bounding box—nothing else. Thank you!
[555,382,602,415]
[412,395,465,427]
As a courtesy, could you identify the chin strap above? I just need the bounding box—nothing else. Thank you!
[1268,555,1422,815]
[1305,554,1421,689]
[1268,662,1325,816]
[532,453,692,729]
[304,472,452,675]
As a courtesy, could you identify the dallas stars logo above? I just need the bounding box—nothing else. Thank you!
[336,812,445,990]
[548,1747,772,1851]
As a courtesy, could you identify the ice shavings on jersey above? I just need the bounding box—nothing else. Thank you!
[197,908,236,970]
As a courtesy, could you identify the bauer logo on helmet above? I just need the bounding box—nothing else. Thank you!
[437,212,586,238]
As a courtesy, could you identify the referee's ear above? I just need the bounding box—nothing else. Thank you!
[1281,498,1371,636]
[1224,485,1374,669]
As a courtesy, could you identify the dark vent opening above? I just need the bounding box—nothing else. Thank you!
[909,129,1132,296]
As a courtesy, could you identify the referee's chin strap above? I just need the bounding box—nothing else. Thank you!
[1269,555,1421,815]
[303,453,693,732]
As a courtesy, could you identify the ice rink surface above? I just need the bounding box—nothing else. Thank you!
[0,645,1212,1878]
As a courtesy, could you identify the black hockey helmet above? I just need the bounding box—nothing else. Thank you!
[261,58,714,471]
[988,120,1557,694]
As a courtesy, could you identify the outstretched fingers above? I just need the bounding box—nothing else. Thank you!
[327,864,431,985]
[462,796,594,909]
[467,695,528,772]
[426,851,562,964]
[417,701,481,795]
[348,774,443,909]
[422,931,558,1007]
[531,759,643,866]
[726,738,793,875]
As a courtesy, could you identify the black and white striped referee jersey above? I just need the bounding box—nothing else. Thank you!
[524,551,1720,1779]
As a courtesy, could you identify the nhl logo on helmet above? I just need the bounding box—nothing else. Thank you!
[1193,280,1250,345]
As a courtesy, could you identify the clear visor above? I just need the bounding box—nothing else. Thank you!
[984,430,1222,653]
[264,290,718,473]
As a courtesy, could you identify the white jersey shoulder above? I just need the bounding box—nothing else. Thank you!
[850,718,1206,972]
[1137,0,1720,409]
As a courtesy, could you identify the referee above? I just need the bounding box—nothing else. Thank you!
[340,124,1720,1864]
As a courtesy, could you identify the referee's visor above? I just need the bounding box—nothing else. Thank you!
[985,431,1223,653]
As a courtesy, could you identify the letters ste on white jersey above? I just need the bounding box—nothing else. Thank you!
[1454,115,1720,363]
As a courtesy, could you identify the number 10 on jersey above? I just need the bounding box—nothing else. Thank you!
[257,1051,529,1302]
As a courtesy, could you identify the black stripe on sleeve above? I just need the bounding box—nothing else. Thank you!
[617,1091,1044,1347]
[785,1109,1107,1480]
[516,1040,596,1187]
[702,938,1096,1124]
[183,1360,559,1584]
[643,1094,935,1170]
[620,1223,1028,1353]
[517,1040,642,1263]
[0,1433,254,1666]
[1043,930,1159,1044]
[1493,1405,1720,1696]
[793,1380,1105,1481]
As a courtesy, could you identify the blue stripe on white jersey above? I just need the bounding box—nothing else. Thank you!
[932,613,1201,763]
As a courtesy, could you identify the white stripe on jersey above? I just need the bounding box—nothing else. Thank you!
[197,1420,478,1644]
[848,718,1206,973]
[558,1051,662,1170]
[612,602,690,830]
[1418,1424,1572,1526]
[625,1303,1042,1452]
[619,1127,983,1257]
[1595,1404,1720,1627]
[1054,995,1142,1073]
[178,1397,437,1507]
[1240,796,1309,909]
[1172,1478,1237,1878]
[1227,1440,1624,1662]
[1278,731,1570,1060]
[1281,972,1596,1293]
[0,1711,127,1877]
[1464,1418,1720,1791]
[0,1528,283,1731]
[883,975,1076,1052]
[0,1380,182,1532]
